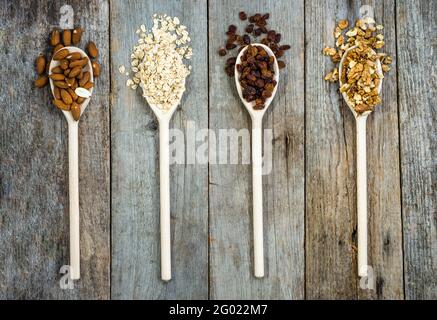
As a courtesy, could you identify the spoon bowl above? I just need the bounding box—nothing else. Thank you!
[338,45,383,118]
[234,43,279,119]
[49,46,94,123]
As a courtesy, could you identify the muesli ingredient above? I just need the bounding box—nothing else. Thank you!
[236,45,277,110]
[339,44,382,113]
[322,17,392,113]
[72,27,83,45]
[219,12,290,77]
[34,27,102,121]
[125,14,192,111]
[63,29,72,46]
[35,55,46,75]
[87,41,99,58]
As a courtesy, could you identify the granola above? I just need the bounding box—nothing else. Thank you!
[322,18,392,113]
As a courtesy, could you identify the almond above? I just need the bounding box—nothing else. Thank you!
[76,97,85,104]
[53,43,64,55]
[34,75,48,88]
[49,73,65,81]
[54,86,61,100]
[66,77,76,87]
[87,41,98,58]
[51,66,63,74]
[36,55,46,75]
[53,80,69,89]
[83,81,94,90]
[72,27,83,45]
[60,59,69,70]
[53,48,69,60]
[71,102,81,121]
[64,68,71,76]
[50,29,60,46]
[67,52,82,60]
[68,88,78,101]
[62,29,72,46]
[69,66,82,78]
[60,89,73,104]
[72,80,78,90]
[53,99,71,111]
[69,57,88,68]
[92,61,101,77]
[79,71,90,87]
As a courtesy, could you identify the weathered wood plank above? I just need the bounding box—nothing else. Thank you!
[396,0,437,300]
[209,0,305,299]
[305,0,403,299]
[110,0,208,299]
[0,0,110,299]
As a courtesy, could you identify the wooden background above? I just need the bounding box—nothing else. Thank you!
[0,0,435,299]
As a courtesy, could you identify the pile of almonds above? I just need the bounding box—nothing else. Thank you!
[219,11,290,77]
[323,17,392,113]
[34,27,101,121]
[237,45,277,110]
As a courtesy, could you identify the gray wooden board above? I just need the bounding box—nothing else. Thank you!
[110,0,209,299]
[0,0,110,299]
[305,0,403,299]
[396,0,437,300]
[208,0,305,299]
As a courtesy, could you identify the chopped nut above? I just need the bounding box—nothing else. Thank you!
[323,47,337,56]
[338,19,349,30]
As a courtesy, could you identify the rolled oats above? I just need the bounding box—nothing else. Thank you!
[126,15,192,111]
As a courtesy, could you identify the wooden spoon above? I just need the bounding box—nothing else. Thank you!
[49,46,94,280]
[234,43,279,278]
[338,45,383,278]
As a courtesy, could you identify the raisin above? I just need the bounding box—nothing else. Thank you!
[228,25,237,33]
[278,60,286,69]
[243,34,251,45]
[279,44,291,50]
[226,57,237,65]
[239,11,247,20]
[226,43,237,50]
[275,33,281,43]
[218,48,227,56]
[245,24,254,33]
[254,28,262,36]
[262,13,270,20]
[267,30,276,42]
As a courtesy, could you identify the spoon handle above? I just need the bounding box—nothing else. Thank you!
[159,119,171,281]
[252,118,264,278]
[356,116,368,277]
[68,121,80,280]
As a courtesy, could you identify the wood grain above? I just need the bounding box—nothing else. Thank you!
[0,0,110,299]
[110,0,209,299]
[208,0,305,299]
[305,0,403,299]
[396,0,437,300]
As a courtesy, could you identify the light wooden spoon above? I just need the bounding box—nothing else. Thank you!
[234,44,279,278]
[338,45,383,278]
[143,83,185,282]
[49,47,94,280]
